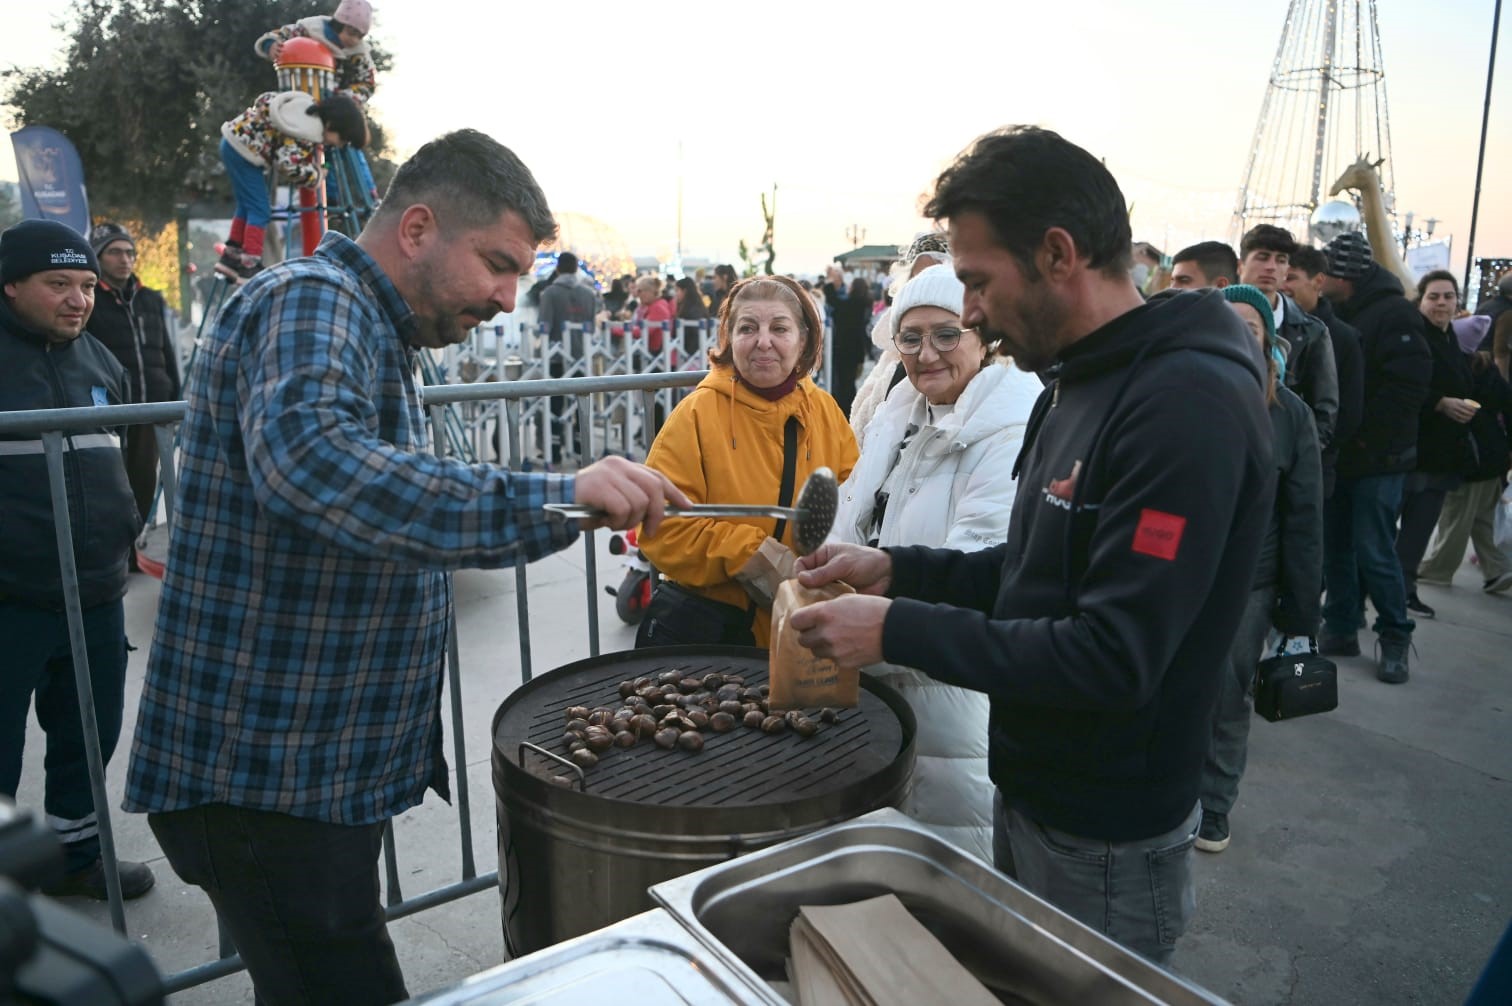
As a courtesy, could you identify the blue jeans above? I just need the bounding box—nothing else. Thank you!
[992,792,1200,965]
[1323,473,1414,644]
[0,599,128,871]
[221,137,271,229]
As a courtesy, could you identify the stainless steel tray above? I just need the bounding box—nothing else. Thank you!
[404,909,784,1005]
[650,808,1227,1006]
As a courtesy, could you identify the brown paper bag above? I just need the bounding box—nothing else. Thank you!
[769,579,859,709]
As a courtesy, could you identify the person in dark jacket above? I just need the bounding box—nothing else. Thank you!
[1417,346,1512,594]
[538,252,599,458]
[1238,225,1338,450]
[1286,246,1363,497]
[1395,271,1482,617]
[789,126,1273,964]
[822,274,873,417]
[1318,231,1432,683]
[87,223,182,533]
[1196,285,1322,855]
[0,219,154,901]
[1475,271,1512,380]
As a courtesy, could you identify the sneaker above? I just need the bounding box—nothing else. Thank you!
[1416,573,1453,587]
[1195,810,1230,853]
[1484,572,1512,595]
[1375,639,1410,685]
[1318,632,1360,657]
[41,857,155,901]
[1404,594,1436,618]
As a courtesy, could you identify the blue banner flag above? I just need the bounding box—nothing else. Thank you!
[10,125,91,236]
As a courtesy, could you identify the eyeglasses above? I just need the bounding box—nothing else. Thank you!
[101,247,137,259]
[893,326,964,355]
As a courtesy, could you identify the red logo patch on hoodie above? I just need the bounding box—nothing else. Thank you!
[1132,508,1186,561]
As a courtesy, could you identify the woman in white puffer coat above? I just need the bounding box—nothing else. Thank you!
[831,263,1042,861]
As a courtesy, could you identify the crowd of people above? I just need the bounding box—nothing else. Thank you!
[2,71,1511,1005]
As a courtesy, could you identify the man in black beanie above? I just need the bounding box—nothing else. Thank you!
[0,218,156,900]
[1318,229,1431,684]
[88,222,182,540]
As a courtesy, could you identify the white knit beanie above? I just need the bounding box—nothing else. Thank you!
[889,263,964,339]
[333,0,373,33]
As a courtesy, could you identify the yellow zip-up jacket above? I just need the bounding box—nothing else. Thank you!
[640,366,859,645]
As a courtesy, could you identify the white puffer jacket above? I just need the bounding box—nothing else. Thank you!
[832,360,1042,862]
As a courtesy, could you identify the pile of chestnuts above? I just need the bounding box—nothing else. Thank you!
[556,668,840,774]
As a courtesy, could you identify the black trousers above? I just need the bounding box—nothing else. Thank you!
[123,424,159,527]
[1396,472,1459,591]
[149,804,408,1006]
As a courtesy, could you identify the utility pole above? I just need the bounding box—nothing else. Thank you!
[845,224,866,248]
[1464,0,1502,298]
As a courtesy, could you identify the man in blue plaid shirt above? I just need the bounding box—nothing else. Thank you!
[124,129,687,1005]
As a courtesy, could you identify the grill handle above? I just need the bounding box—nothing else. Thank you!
[518,742,586,792]
[544,502,799,521]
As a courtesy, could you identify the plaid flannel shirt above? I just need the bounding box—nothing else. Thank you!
[125,233,575,824]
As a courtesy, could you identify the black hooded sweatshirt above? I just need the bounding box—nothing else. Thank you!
[1331,264,1432,477]
[880,290,1273,842]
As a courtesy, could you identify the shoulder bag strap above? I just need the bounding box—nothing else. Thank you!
[772,416,800,544]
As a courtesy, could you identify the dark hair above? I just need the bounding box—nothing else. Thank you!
[315,93,368,149]
[1289,246,1328,277]
[848,276,872,304]
[1415,269,1459,301]
[675,277,708,319]
[609,278,625,295]
[374,129,557,243]
[708,276,823,377]
[1172,241,1239,283]
[557,251,579,273]
[714,264,738,285]
[923,125,1131,278]
[1239,224,1297,259]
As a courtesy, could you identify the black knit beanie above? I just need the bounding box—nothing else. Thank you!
[0,219,100,285]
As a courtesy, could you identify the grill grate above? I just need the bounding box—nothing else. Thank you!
[494,651,905,807]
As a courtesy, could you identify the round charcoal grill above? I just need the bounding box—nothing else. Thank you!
[492,645,915,957]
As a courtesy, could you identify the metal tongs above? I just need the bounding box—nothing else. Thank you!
[545,467,840,555]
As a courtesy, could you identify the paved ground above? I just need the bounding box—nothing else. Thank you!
[11,533,1510,1004]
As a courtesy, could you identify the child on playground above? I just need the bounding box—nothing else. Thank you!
[218,91,367,279]
[256,0,378,105]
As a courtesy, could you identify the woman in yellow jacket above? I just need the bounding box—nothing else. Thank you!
[637,275,858,648]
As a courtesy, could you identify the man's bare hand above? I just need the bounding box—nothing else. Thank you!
[1436,397,1479,424]
[795,542,893,596]
[788,594,891,667]
[573,456,691,535]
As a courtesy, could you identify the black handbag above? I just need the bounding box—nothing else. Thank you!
[1254,642,1338,722]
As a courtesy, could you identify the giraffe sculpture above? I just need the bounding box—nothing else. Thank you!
[1328,156,1419,291]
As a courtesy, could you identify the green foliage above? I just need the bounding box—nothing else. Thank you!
[3,0,395,228]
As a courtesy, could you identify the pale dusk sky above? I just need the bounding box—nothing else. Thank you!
[3,0,1507,278]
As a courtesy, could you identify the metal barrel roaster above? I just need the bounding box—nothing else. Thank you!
[491,645,916,958]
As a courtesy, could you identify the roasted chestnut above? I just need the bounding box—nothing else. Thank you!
[719,700,744,716]
[677,677,702,694]
[587,709,614,727]
[709,712,736,732]
[716,684,743,703]
[657,670,684,686]
[549,774,575,788]
[677,730,705,752]
[565,717,590,734]
[792,717,819,738]
[819,708,840,724]
[744,709,766,729]
[632,676,653,692]
[761,715,787,734]
[584,729,613,753]
[652,704,676,720]
[630,714,658,737]
[614,730,636,748]
[565,706,590,722]
[636,684,662,700]
[654,728,678,749]
[701,672,725,690]
[618,680,637,699]
[686,709,710,729]
[724,675,746,687]
[569,748,598,768]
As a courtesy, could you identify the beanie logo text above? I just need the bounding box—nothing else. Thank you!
[49,250,91,266]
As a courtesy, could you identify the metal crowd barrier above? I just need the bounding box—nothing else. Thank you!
[0,369,705,993]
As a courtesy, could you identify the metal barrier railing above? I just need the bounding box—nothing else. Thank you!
[0,369,705,993]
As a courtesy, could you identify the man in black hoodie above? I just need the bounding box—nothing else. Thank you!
[790,126,1273,964]
[1317,231,1431,683]
[1285,246,1363,497]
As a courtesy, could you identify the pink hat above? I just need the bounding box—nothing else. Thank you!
[1452,315,1491,355]
[333,0,373,34]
